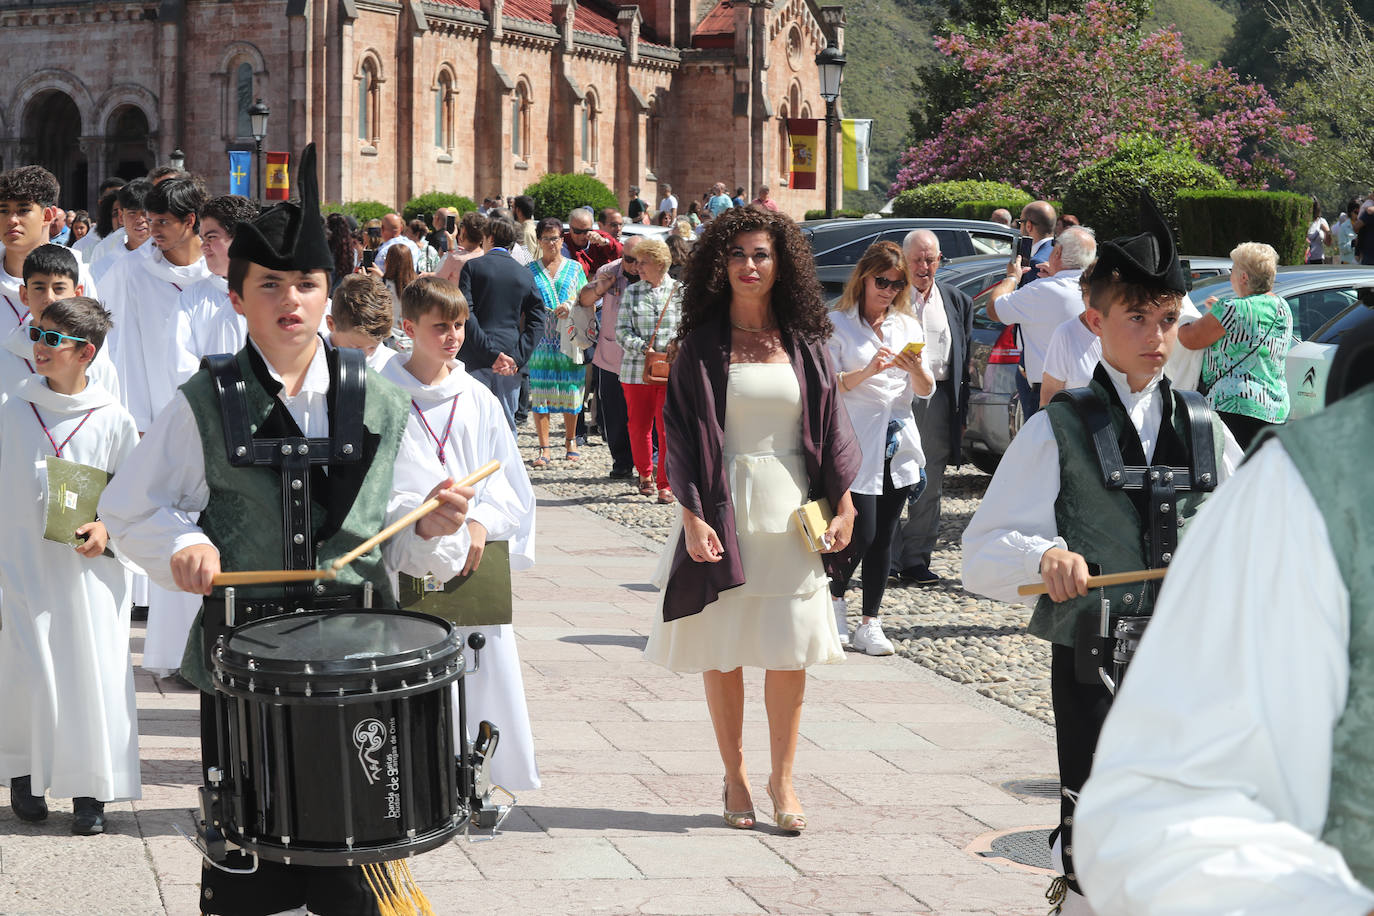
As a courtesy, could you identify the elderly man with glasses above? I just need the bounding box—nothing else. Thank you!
[562,206,622,280]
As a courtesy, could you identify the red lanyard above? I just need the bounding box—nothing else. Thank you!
[412,396,460,465]
[30,403,97,459]
[171,282,182,293]
[4,295,28,324]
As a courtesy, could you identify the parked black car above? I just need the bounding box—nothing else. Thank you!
[801,218,1017,296]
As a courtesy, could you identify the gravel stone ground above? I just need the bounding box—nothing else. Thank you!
[518,424,1053,725]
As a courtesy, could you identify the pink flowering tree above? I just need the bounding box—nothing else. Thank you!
[892,1,1313,197]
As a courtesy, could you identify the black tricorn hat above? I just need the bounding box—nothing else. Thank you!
[228,143,332,273]
[1092,192,1187,295]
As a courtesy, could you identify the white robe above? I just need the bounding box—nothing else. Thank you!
[0,376,140,801]
[171,274,245,388]
[380,354,540,791]
[88,227,130,273]
[1076,440,1374,914]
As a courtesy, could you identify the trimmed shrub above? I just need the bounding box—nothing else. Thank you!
[522,173,619,221]
[890,181,1031,218]
[950,199,1035,222]
[1177,190,1310,265]
[802,209,869,220]
[1062,136,1231,240]
[321,200,392,224]
[402,191,477,223]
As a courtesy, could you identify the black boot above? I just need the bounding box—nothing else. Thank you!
[10,775,48,822]
[72,796,105,835]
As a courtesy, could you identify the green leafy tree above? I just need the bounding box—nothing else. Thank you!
[521,174,619,222]
[402,191,477,223]
[321,200,391,223]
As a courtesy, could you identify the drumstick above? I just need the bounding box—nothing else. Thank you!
[212,568,340,587]
[328,460,501,572]
[1016,567,1168,597]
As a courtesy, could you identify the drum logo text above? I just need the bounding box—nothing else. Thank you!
[352,718,388,785]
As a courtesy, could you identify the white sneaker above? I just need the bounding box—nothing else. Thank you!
[832,597,850,647]
[851,619,895,656]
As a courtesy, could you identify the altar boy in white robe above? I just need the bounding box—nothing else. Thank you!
[380,275,541,791]
[0,296,140,835]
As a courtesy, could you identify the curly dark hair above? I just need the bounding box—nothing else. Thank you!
[0,165,60,208]
[675,206,830,345]
[325,212,354,284]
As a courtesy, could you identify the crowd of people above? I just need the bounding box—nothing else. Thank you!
[4,148,1374,916]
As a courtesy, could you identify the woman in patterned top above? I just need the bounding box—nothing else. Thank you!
[1179,241,1293,448]
[528,216,589,467]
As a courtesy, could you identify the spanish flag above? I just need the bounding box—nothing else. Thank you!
[787,119,819,191]
[266,152,290,201]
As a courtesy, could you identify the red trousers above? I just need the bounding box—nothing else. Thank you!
[621,381,669,488]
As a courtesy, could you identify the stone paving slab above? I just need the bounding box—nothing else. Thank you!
[0,486,1059,915]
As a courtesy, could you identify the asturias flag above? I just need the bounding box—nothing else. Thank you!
[266,152,290,201]
[787,119,819,191]
[842,119,872,191]
[228,151,251,198]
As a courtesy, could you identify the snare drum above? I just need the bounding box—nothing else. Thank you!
[1111,615,1151,686]
[210,610,465,866]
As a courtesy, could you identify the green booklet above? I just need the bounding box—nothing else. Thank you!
[397,540,513,627]
[43,456,111,548]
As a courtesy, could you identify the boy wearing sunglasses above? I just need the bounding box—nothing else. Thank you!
[1,244,121,408]
[0,295,141,836]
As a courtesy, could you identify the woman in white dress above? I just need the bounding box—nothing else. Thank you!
[645,207,861,833]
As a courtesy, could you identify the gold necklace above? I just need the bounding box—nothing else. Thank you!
[731,319,776,333]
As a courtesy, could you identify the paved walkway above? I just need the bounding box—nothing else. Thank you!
[0,492,1060,915]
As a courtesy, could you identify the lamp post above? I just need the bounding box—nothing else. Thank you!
[249,98,271,204]
[169,148,185,172]
[815,42,846,219]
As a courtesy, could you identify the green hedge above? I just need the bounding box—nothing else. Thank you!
[1176,190,1310,265]
[1062,136,1231,240]
[402,192,477,223]
[891,181,1031,218]
[803,209,869,220]
[522,173,619,221]
[321,200,392,223]
[950,199,1034,222]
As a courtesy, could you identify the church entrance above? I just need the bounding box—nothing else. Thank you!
[22,90,86,209]
[106,105,152,183]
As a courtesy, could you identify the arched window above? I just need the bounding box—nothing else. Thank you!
[581,92,598,164]
[358,59,379,142]
[434,71,454,151]
[235,63,254,138]
[512,83,530,158]
[646,108,661,176]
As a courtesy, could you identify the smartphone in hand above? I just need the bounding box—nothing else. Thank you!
[361,249,377,270]
[1016,235,1034,263]
[446,214,457,233]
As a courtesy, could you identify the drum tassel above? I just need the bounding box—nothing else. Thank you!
[362,860,437,916]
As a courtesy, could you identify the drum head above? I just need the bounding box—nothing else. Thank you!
[227,611,448,662]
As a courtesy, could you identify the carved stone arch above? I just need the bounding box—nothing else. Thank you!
[510,76,533,160]
[95,84,160,139]
[216,41,269,142]
[431,62,459,153]
[580,85,600,165]
[11,69,95,135]
[217,40,269,78]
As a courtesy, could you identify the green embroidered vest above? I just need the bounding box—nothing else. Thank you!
[1276,384,1374,885]
[177,345,409,691]
[1031,379,1225,647]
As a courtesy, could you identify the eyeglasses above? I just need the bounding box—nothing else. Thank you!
[1012,218,1025,228]
[872,276,908,292]
[28,326,88,348]
[539,236,561,244]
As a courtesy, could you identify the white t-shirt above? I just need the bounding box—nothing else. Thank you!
[991,268,1085,380]
[1041,314,1100,388]
[658,195,678,215]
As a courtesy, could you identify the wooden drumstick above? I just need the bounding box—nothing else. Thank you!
[328,459,501,573]
[1016,567,1168,597]
[212,568,339,587]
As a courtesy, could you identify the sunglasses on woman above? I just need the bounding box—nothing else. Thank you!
[871,276,908,292]
[28,326,88,348]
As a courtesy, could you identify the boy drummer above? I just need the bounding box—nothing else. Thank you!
[100,144,474,916]
[960,197,1242,915]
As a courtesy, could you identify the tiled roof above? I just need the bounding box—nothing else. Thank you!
[499,0,622,37]
[426,0,483,10]
[692,1,733,47]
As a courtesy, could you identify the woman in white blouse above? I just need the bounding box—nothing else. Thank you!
[826,241,934,655]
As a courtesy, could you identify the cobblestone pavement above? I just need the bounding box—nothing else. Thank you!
[521,425,1054,725]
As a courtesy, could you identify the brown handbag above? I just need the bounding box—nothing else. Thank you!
[641,292,672,385]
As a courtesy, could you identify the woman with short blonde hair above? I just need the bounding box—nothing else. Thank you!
[1230,241,1278,294]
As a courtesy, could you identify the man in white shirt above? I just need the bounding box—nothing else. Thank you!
[373,211,420,271]
[89,179,153,283]
[171,194,258,388]
[657,183,678,223]
[1075,343,1374,915]
[986,226,1096,417]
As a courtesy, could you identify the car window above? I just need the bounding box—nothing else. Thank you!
[816,230,884,266]
[970,232,1012,256]
[1311,290,1374,344]
[805,224,884,262]
[1287,287,1361,341]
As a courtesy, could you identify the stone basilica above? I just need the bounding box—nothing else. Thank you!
[0,0,844,214]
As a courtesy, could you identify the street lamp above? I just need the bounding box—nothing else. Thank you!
[169,148,185,172]
[815,42,846,219]
[249,98,271,203]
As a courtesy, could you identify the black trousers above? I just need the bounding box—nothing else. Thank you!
[1217,410,1274,451]
[1049,643,1113,890]
[198,692,382,916]
[830,458,913,616]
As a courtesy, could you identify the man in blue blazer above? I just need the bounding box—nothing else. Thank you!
[458,217,545,429]
[890,229,975,587]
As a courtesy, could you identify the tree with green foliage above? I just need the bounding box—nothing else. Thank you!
[402,191,477,223]
[320,200,391,223]
[890,180,1032,218]
[521,174,618,222]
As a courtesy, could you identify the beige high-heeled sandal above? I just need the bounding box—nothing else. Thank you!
[766,781,807,833]
[722,779,755,829]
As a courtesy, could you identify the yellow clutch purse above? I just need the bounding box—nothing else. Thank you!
[793,498,834,552]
